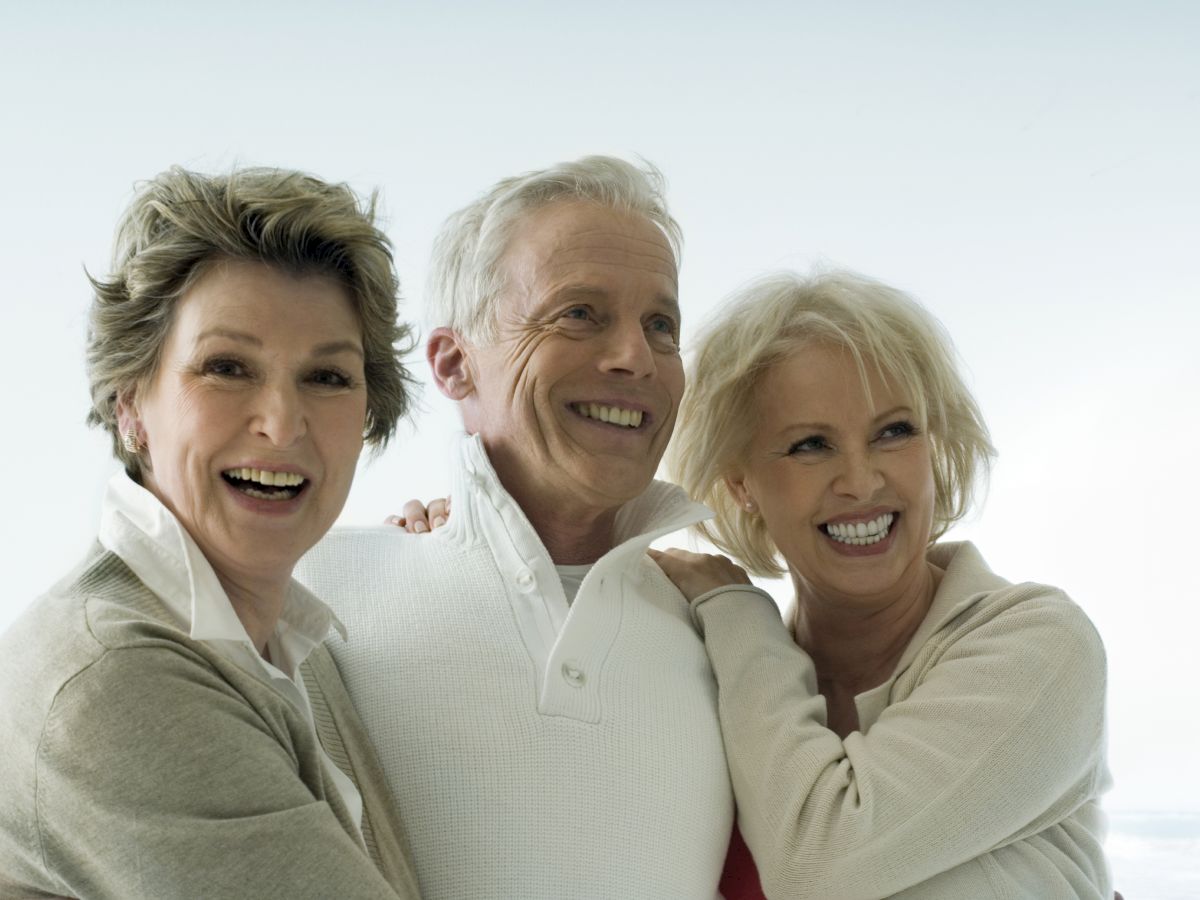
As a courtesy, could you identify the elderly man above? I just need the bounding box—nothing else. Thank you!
[299,157,733,899]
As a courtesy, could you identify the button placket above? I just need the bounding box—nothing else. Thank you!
[561,661,586,688]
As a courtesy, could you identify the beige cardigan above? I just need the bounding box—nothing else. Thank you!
[0,545,420,899]
[693,541,1111,899]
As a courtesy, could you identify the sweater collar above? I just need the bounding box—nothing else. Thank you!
[850,541,1009,728]
[448,433,711,569]
[902,540,1010,665]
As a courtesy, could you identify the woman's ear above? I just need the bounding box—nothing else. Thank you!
[723,471,758,514]
[115,390,146,451]
[427,328,476,401]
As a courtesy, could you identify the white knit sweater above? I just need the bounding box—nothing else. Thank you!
[693,541,1112,900]
[298,435,734,900]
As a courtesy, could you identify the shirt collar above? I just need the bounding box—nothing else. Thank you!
[97,472,347,679]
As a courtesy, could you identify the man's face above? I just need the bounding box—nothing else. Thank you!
[462,200,684,519]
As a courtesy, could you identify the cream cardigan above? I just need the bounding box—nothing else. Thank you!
[693,541,1111,900]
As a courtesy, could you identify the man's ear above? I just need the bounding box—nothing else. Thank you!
[427,327,475,401]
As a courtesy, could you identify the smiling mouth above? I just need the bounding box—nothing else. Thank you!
[222,467,308,501]
[820,512,896,546]
[570,402,645,429]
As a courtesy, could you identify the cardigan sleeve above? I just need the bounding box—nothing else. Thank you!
[693,584,1108,900]
[33,643,405,900]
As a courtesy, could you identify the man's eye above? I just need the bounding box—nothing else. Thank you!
[647,315,678,336]
[562,306,592,321]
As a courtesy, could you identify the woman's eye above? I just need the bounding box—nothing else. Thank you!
[309,368,354,389]
[878,420,918,441]
[788,436,829,455]
[202,357,247,378]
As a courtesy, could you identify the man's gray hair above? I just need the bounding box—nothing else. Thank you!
[426,155,681,343]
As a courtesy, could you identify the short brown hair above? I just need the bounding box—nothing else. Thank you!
[86,166,415,477]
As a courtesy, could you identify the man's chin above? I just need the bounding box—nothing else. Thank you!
[577,464,660,507]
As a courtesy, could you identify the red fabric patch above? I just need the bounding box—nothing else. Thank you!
[718,822,766,900]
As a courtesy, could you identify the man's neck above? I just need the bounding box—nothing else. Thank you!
[522,498,618,565]
[486,456,621,564]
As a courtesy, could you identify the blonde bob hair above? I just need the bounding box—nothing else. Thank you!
[669,269,995,578]
[426,154,681,343]
[86,166,415,478]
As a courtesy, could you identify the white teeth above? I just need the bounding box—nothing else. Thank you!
[241,486,289,501]
[226,467,305,487]
[824,513,895,546]
[574,403,644,428]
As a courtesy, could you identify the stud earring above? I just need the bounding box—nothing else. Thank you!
[122,430,141,454]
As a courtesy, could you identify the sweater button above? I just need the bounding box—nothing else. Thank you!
[516,568,535,590]
[561,662,586,687]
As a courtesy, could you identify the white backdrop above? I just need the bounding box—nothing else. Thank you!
[2,0,1197,834]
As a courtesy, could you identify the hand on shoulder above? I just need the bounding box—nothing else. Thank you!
[383,496,450,533]
[647,547,753,601]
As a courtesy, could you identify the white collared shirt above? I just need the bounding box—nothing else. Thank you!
[97,472,363,834]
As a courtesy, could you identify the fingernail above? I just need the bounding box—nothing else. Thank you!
[432,516,447,528]
[414,521,428,533]
[385,516,402,526]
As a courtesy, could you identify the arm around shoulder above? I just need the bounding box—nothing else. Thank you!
[696,584,1110,899]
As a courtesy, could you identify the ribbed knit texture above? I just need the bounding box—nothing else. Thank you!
[0,545,420,899]
[693,541,1112,900]
[297,435,734,900]
[305,639,422,898]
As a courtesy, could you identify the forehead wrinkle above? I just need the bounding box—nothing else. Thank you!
[537,226,676,265]
[538,248,677,280]
[541,282,681,311]
[551,232,675,259]
[530,251,679,312]
[313,340,364,359]
[194,327,263,347]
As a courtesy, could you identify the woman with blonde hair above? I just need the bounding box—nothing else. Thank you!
[0,167,421,898]
[653,270,1112,899]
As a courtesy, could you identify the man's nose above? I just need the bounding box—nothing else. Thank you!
[597,319,657,377]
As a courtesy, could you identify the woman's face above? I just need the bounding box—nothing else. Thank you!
[123,260,368,586]
[726,342,936,605]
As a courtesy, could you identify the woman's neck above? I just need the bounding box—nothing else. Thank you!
[214,570,289,657]
[792,561,944,697]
